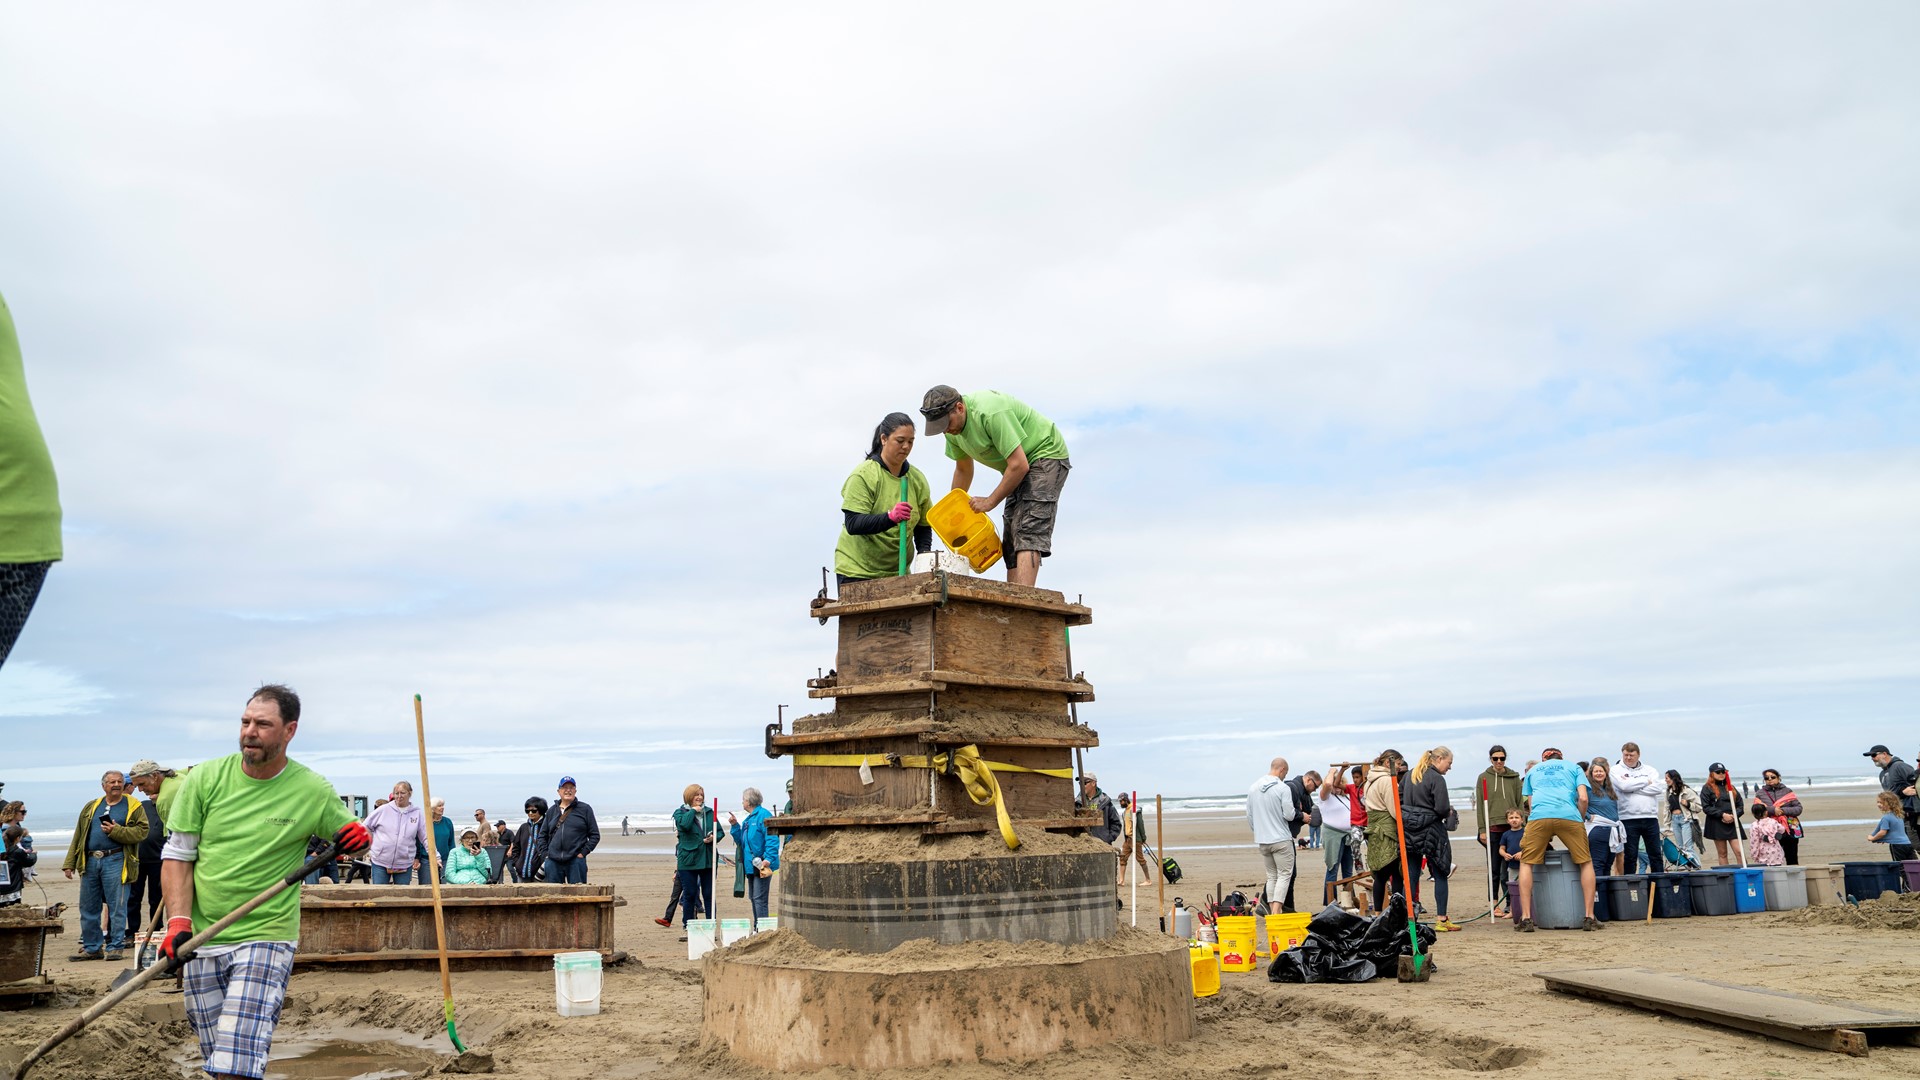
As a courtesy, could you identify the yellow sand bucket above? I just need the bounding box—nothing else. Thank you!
[1215,915,1258,972]
[1265,912,1311,954]
[1188,944,1220,998]
[925,490,1004,573]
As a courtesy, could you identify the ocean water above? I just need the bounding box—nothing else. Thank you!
[21,775,1886,854]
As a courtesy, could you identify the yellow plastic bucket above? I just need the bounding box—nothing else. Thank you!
[1265,912,1311,954]
[1215,915,1258,972]
[925,490,1004,573]
[1188,944,1220,997]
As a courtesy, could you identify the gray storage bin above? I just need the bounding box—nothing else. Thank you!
[1760,866,1806,910]
[1528,849,1585,929]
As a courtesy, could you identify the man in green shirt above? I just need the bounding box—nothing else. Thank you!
[161,684,368,1080]
[920,386,1071,587]
[0,292,61,669]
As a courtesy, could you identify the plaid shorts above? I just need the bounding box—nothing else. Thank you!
[183,942,296,1080]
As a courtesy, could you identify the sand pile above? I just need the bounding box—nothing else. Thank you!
[0,904,58,924]
[1779,890,1920,931]
[726,925,1176,972]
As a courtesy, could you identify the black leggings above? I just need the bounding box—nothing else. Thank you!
[1371,860,1423,911]
[1780,833,1799,866]
[0,561,52,667]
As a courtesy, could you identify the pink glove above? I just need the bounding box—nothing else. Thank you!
[886,502,912,523]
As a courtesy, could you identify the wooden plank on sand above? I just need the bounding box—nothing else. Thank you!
[1537,967,1920,1057]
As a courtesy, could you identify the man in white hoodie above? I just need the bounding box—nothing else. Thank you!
[1247,758,1296,914]
[1613,742,1664,874]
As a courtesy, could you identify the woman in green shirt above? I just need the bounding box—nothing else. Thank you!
[834,412,934,586]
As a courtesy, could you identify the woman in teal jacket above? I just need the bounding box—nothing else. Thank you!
[727,788,778,923]
[672,785,718,930]
[443,829,492,885]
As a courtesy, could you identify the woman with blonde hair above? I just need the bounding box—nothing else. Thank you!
[672,784,719,934]
[1403,747,1459,931]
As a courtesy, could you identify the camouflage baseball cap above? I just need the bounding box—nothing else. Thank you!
[920,385,962,435]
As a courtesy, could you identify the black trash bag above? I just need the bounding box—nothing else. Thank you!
[1268,896,1436,984]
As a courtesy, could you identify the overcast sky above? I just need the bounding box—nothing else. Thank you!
[3,4,1916,821]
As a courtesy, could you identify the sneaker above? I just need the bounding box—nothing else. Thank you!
[1434,919,1461,932]
[1515,918,1536,933]
[1582,917,1603,931]
[653,917,672,927]
[69,951,103,962]
[104,950,125,962]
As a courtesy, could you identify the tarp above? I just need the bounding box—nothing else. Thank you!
[1267,894,1438,983]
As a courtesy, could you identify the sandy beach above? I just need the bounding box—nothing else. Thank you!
[3,787,1914,1080]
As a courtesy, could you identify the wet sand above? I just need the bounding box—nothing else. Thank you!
[4,788,1913,1079]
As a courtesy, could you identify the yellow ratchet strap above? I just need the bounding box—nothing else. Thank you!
[790,745,1072,850]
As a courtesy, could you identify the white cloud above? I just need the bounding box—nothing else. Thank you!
[0,4,1914,808]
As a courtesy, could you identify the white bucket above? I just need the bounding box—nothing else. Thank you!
[552,951,602,1017]
[720,918,754,946]
[687,919,718,960]
[756,916,778,933]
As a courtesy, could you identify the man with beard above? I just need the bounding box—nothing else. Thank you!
[160,684,369,1080]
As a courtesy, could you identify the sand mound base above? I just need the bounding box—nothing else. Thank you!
[701,927,1193,1070]
[1778,890,1920,931]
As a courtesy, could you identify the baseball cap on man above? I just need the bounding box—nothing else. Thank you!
[1864,744,1891,757]
[557,775,577,788]
[1540,748,1562,759]
[128,759,164,778]
[920,385,963,435]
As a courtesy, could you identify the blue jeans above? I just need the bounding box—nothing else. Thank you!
[543,855,588,884]
[79,852,128,953]
[371,865,415,884]
[746,872,770,922]
[1587,826,1614,877]
[1671,817,1697,864]
[675,867,714,925]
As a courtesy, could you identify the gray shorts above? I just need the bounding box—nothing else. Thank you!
[1003,457,1070,558]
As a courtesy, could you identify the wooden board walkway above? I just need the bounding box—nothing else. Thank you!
[1538,966,1920,1057]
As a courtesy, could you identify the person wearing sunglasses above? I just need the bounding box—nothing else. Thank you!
[1473,746,1524,915]
[1749,769,1803,865]
[504,798,550,883]
[1699,764,1740,866]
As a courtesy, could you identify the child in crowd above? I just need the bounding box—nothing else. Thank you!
[1496,807,1525,917]
[1747,804,1786,867]
[1869,791,1915,861]
[1,824,36,907]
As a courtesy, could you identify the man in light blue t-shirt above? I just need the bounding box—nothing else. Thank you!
[1513,748,1599,932]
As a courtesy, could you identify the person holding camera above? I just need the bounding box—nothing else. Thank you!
[61,769,149,961]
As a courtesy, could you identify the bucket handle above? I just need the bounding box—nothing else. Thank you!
[557,975,602,1004]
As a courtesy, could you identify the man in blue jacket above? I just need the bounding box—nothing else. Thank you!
[542,777,599,884]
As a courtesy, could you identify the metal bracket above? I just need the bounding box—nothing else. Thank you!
[764,704,786,759]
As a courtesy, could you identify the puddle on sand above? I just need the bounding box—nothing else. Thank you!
[174,1027,446,1080]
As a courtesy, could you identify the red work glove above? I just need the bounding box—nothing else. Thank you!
[334,821,371,855]
[886,501,912,523]
[161,915,194,969]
